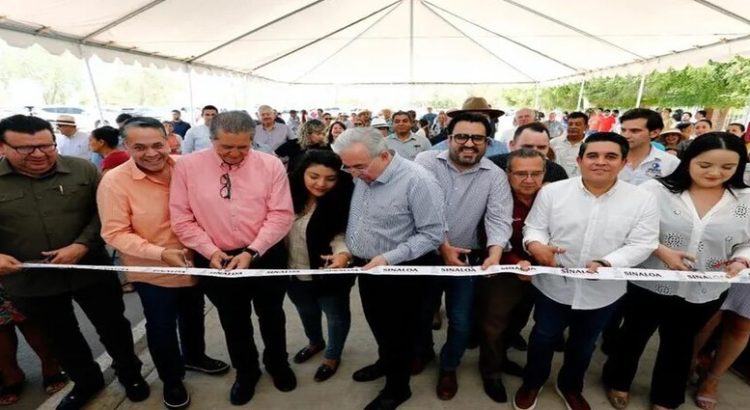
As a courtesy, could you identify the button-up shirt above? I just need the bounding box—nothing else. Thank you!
[182,124,211,154]
[57,130,91,160]
[255,123,296,151]
[633,180,750,303]
[98,157,196,288]
[502,193,537,265]
[619,147,680,186]
[523,177,659,309]
[549,135,583,177]
[0,157,111,297]
[346,154,445,264]
[386,133,432,160]
[170,149,294,259]
[415,150,512,249]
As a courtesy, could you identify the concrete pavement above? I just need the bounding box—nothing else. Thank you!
[40,284,749,410]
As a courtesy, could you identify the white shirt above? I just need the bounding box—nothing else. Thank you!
[57,131,91,160]
[549,135,583,177]
[619,147,680,186]
[182,124,211,154]
[633,180,750,303]
[523,177,660,309]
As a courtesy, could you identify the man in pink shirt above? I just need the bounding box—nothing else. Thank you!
[98,117,229,409]
[170,111,295,406]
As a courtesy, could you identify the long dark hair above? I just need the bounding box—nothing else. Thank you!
[326,120,347,142]
[289,149,354,215]
[659,132,749,193]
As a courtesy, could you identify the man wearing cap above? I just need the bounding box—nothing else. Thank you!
[56,115,92,161]
[182,105,218,154]
[371,118,390,137]
[171,110,191,137]
[385,111,432,161]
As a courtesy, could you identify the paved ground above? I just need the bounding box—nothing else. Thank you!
[32,283,750,410]
[7,291,145,410]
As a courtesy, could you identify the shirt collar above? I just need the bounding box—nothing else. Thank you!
[374,153,403,184]
[0,157,70,177]
[577,176,622,197]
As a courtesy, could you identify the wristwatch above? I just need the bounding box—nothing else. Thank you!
[244,248,260,261]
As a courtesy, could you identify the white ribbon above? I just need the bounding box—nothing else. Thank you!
[19,263,750,283]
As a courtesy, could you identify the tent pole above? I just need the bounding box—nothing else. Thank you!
[187,64,195,125]
[636,72,646,108]
[409,0,415,85]
[577,78,585,111]
[78,44,104,126]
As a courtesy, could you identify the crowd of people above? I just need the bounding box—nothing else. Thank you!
[0,97,749,410]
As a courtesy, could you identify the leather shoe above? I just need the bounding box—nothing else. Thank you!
[410,351,435,375]
[514,385,542,410]
[502,359,525,377]
[121,376,150,402]
[269,366,297,392]
[56,382,104,410]
[605,388,630,409]
[314,364,338,382]
[436,370,458,400]
[163,381,190,409]
[555,384,591,410]
[364,390,412,410]
[483,377,508,403]
[229,372,260,406]
[293,344,325,364]
[353,362,385,382]
[184,355,230,375]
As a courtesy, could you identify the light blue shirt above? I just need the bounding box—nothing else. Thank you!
[346,154,445,264]
[182,124,211,154]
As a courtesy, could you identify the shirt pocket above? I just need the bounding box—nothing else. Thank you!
[56,181,93,212]
[0,190,25,217]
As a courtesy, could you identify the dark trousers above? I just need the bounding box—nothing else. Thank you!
[477,274,534,379]
[504,283,536,345]
[602,284,725,408]
[194,247,289,378]
[356,253,437,396]
[11,274,142,389]
[133,282,206,384]
[524,291,618,392]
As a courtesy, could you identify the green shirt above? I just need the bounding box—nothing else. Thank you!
[0,156,112,297]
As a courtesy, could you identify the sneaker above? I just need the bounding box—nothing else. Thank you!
[163,381,190,409]
[184,356,230,375]
[555,384,591,410]
[514,385,542,410]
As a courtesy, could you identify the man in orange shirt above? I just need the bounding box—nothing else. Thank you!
[98,117,228,410]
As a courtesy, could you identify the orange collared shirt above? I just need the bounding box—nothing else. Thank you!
[97,156,196,287]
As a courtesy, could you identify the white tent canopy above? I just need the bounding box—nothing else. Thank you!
[2,0,750,85]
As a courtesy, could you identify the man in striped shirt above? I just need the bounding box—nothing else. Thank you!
[332,127,445,410]
[415,112,513,401]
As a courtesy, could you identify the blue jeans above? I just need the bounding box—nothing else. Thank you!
[133,283,206,384]
[433,276,475,370]
[524,291,619,392]
[287,279,351,360]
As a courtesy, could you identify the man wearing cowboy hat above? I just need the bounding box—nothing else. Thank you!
[56,115,93,161]
[430,98,508,156]
[431,97,505,146]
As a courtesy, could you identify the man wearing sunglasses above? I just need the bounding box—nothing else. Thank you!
[170,111,296,405]
[414,112,513,401]
[0,115,148,409]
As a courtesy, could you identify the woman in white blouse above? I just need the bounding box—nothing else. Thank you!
[602,132,750,410]
[284,150,355,383]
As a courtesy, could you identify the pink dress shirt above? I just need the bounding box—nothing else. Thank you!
[169,149,294,259]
